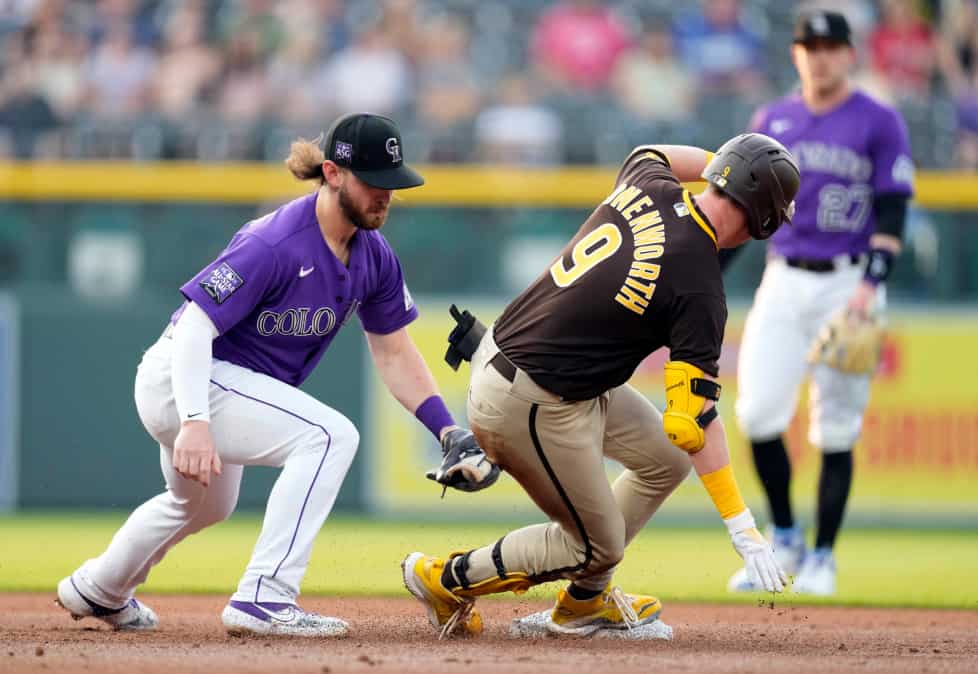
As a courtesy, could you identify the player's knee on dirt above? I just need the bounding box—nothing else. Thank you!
[662,361,721,452]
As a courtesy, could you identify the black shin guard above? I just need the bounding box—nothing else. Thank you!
[567,584,603,601]
[816,450,853,549]
[751,437,794,529]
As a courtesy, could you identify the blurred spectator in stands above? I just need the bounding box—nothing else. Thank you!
[939,1,978,168]
[83,19,156,120]
[379,0,427,66]
[273,0,349,58]
[937,0,978,94]
[869,0,936,101]
[86,0,157,48]
[314,22,412,117]
[672,0,767,99]
[414,12,481,162]
[153,2,221,124]
[266,23,322,127]
[0,0,37,34]
[611,25,697,124]
[33,18,88,120]
[530,0,632,93]
[0,61,59,158]
[474,74,562,165]
[953,69,978,168]
[217,0,284,61]
[216,29,268,126]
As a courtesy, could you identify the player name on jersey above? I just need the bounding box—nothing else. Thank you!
[602,182,665,316]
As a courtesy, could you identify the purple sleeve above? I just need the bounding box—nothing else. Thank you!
[358,238,419,335]
[870,106,915,197]
[180,234,278,334]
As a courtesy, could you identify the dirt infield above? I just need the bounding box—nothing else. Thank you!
[1,593,976,674]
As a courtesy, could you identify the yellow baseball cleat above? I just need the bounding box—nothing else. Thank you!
[401,552,483,639]
[549,585,662,636]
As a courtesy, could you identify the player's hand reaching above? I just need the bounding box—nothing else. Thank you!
[725,510,787,593]
[426,427,500,495]
[846,280,878,317]
[173,420,223,487]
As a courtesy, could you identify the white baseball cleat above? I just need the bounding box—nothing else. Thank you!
[791,549,837,596]
[221,601,350,637]
[728,525,806,592]
[56,574,158,631]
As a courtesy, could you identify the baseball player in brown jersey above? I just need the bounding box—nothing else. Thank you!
[403,133,800,639]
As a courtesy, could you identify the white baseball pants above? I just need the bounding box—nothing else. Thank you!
[72,332,360,607]
[736,256,886,451]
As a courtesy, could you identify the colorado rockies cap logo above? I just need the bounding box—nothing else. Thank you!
[811,13,829,34]
[385,137,401,163]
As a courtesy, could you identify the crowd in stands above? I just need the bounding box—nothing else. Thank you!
[0,0,975,169]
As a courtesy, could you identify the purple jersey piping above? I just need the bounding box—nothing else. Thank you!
[209,378,332,602]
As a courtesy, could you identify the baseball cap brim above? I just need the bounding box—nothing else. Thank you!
[353,164,425,190]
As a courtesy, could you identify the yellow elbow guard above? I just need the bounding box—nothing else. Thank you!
[662,361,722,453]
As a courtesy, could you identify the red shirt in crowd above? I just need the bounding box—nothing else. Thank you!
[530,2,632,90]
[869,18,935,95]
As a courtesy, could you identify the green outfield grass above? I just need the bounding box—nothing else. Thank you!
[1,512,976,609]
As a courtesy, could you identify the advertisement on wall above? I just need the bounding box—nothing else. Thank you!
[366,297,978,525]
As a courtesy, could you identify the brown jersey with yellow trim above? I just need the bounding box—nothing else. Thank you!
[493,149,727,400]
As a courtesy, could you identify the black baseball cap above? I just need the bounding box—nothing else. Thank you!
[793,10,852,46]
[322,113,424,190]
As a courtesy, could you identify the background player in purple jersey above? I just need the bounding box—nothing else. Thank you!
[54,113,498,637]
[727,11,914,596]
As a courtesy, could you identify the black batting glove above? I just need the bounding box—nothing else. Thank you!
[426,428,500,495]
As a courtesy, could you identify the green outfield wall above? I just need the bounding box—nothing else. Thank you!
[9,287,366,510]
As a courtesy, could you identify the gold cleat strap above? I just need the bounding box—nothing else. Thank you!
[456,573,533,598]
[444,542,535,598]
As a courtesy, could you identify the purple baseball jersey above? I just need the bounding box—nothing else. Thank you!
[750,90,914,259]
[172,192,418,387]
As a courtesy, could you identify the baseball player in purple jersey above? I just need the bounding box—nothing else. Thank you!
[55,113,498,636]
[727,11,914,596]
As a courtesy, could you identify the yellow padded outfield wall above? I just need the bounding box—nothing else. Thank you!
[367,298,978,523]
[0,162,976,208]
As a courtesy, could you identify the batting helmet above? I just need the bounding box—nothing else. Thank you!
[702,133,800,240]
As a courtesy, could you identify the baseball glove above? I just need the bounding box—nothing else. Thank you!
[426,428,500,496]
[807,309,885,375]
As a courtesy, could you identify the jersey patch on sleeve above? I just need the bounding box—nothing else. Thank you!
[199,262,244,304]
[403,282,415,311]
[892,154,914,185]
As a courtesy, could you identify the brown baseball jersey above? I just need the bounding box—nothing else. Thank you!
[493,148,727,400]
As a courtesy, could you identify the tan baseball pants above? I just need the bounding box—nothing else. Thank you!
[454,330,692,593]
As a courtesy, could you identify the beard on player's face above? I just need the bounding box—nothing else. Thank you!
[338,179,390,231]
